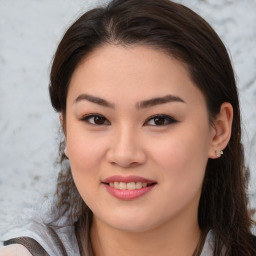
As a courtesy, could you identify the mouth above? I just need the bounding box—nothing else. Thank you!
[104,181,156,190]
[102,175,157,200]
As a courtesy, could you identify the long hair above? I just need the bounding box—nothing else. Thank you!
[49,0,255,255]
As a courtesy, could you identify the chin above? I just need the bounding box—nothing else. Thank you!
[103,213,160,233]
[111,222,153,233]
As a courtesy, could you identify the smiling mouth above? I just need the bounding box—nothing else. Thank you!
[104,181,156,190]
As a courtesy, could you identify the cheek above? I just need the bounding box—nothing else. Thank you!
[66,130,107,176]
[149,125,209,183]
[149,130,208,214]
[66,135,106,205]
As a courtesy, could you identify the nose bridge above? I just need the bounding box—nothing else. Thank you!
[107,123,146,167]
[116,123,136,152]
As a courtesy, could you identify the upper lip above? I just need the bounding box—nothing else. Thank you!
[102,175,156,184]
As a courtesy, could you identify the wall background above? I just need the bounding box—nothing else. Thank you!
[0,0,256,238]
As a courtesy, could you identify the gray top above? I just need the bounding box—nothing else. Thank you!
[1,197,79,255]
[1,197,215,256]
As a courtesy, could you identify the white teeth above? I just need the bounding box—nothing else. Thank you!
[135,182,142,189]
[114,182,119,189]
[109,181,150,190]
[119,182,126,190]
[127,182,136,190]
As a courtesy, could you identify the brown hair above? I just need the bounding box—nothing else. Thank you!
[49,0,255,255]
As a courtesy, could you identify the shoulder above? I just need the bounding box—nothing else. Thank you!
[0,244,32,256]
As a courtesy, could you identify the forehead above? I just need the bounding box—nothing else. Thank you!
[68,44,206,108]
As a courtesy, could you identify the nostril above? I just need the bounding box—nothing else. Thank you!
[105,141,147,168]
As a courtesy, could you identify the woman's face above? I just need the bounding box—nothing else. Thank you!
[65,45,215,232]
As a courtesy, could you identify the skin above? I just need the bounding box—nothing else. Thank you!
[64,45,233,256]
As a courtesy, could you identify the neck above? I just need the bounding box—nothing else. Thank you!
[90,215,201,256]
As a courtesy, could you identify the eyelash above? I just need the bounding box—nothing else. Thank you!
[145,114,178,126]
[81,114,110,125]
[81,114,178,126]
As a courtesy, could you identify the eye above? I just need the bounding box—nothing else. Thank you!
[145,114,177,126]
[81,114,110,125]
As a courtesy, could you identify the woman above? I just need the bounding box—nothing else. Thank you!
[1,0,255,255]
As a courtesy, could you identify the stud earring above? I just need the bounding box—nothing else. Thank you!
[216,150,223,157]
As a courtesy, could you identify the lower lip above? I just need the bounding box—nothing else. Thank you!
[104,184,156,200]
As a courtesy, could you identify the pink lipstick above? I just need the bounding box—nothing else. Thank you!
[102,175,157,200]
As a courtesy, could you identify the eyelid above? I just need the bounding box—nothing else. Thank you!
[144,114,178,126]
[81,113,111,125]
[80,113,177,126]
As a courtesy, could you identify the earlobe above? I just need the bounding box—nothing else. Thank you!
[208,102,233,159]
[64,146,69,158]
[59,113,63,126]
[59,112,69,158]
[59,112,67,135]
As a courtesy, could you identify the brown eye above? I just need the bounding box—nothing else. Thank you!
[94,115,106,125]
[82,114,110,125]
[153,117,166,125]
[145,114,177,126]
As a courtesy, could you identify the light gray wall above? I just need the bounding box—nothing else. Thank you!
[0,0,256,237]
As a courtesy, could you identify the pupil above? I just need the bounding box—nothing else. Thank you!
[95,116,105,125]
[154,117,165,125]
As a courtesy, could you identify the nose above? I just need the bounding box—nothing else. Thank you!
[106,126,147,168]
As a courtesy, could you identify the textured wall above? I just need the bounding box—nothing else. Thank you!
[0,0,256,238]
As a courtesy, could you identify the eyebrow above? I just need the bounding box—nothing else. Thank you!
[136,94,186,109]
[74,94,115,108]
[74,93,185,109]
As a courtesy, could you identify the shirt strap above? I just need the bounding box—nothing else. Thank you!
[4,237,49,256]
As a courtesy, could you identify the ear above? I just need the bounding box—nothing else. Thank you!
[208,102,233,159]
[59,112,69,157]
[59,113,63,126]
[59,112,66,135]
